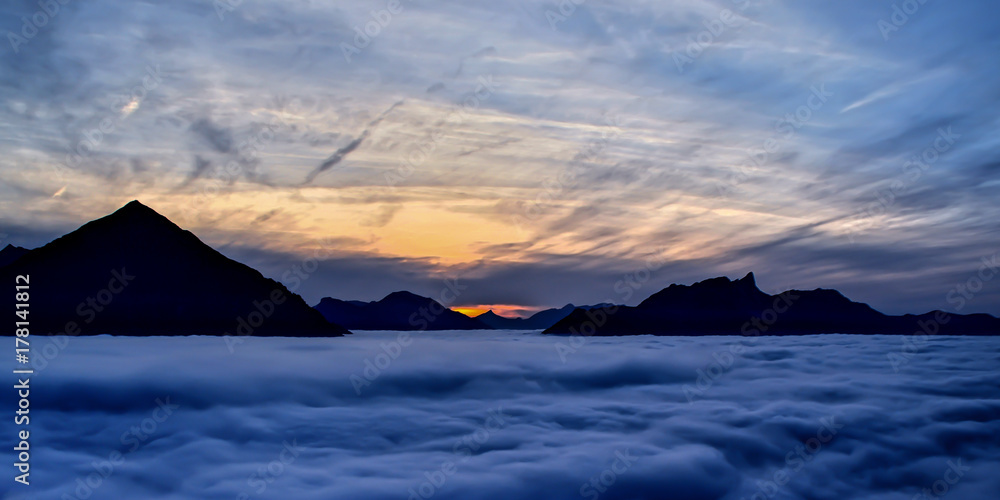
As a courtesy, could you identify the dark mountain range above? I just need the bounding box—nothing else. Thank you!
[1,201,347,336]
[0,244,29,267]
[476,303,615,330]
[544,273,1000,336]
[315,291,493,330]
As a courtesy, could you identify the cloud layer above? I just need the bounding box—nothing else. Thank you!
[3,333,999,499]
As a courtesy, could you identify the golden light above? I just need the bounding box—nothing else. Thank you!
[452,305,548,318]
[452,307,489,318]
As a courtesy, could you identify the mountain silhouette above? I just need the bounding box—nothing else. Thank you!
[476,303,615,330]
[315,291,492,330]
[0,244,29,268]
[544,272,1000,336]
[1,201,347,336]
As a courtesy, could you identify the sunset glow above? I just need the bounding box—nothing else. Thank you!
[452,304,544,318]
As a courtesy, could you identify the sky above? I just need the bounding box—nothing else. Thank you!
[1,0,999,316]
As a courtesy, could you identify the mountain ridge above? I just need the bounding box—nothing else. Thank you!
[475,303,615,330]
[544,272,999,336]
[315,291,493,331]
[2,201,348,336]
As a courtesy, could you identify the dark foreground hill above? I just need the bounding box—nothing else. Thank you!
[315,291,493,331]
[544,273,1000,336]
[1,201,347,336]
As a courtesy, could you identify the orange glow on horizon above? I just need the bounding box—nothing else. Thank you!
[452,307,489,317]
[452,305,546,319]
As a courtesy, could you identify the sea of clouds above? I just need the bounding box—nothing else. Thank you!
[2,332,999,500]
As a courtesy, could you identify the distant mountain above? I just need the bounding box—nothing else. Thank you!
[315,291,493,330]
[476,303,615,330]
[544,272,1000,336]
[0,244,29,267]
[1,201,347,336]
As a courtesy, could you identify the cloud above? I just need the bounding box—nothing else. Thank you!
[175,155,213,189]
[302,101,404,185]
[0,0,997,314]
[189,118,235,154]
[11,334,1000,499]
[361,204,403,228]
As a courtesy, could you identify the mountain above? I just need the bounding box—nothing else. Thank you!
[544,272,1000,336]
[1,201,348,336]
[0,244,29,267]
[315,291,493,330]
[476,304,615,330]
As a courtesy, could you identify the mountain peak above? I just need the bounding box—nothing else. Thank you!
[2,202,346,336]
[110,200,171,220]
[547,271,1000,336]
[382,290,425,302]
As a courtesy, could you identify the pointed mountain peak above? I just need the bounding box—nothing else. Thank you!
[4,202,346,336]
[111,200,169,219]
[740,272,756,286]
[76,201,190,241]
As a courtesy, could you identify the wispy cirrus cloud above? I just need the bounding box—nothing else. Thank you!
[0,0,998,313]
